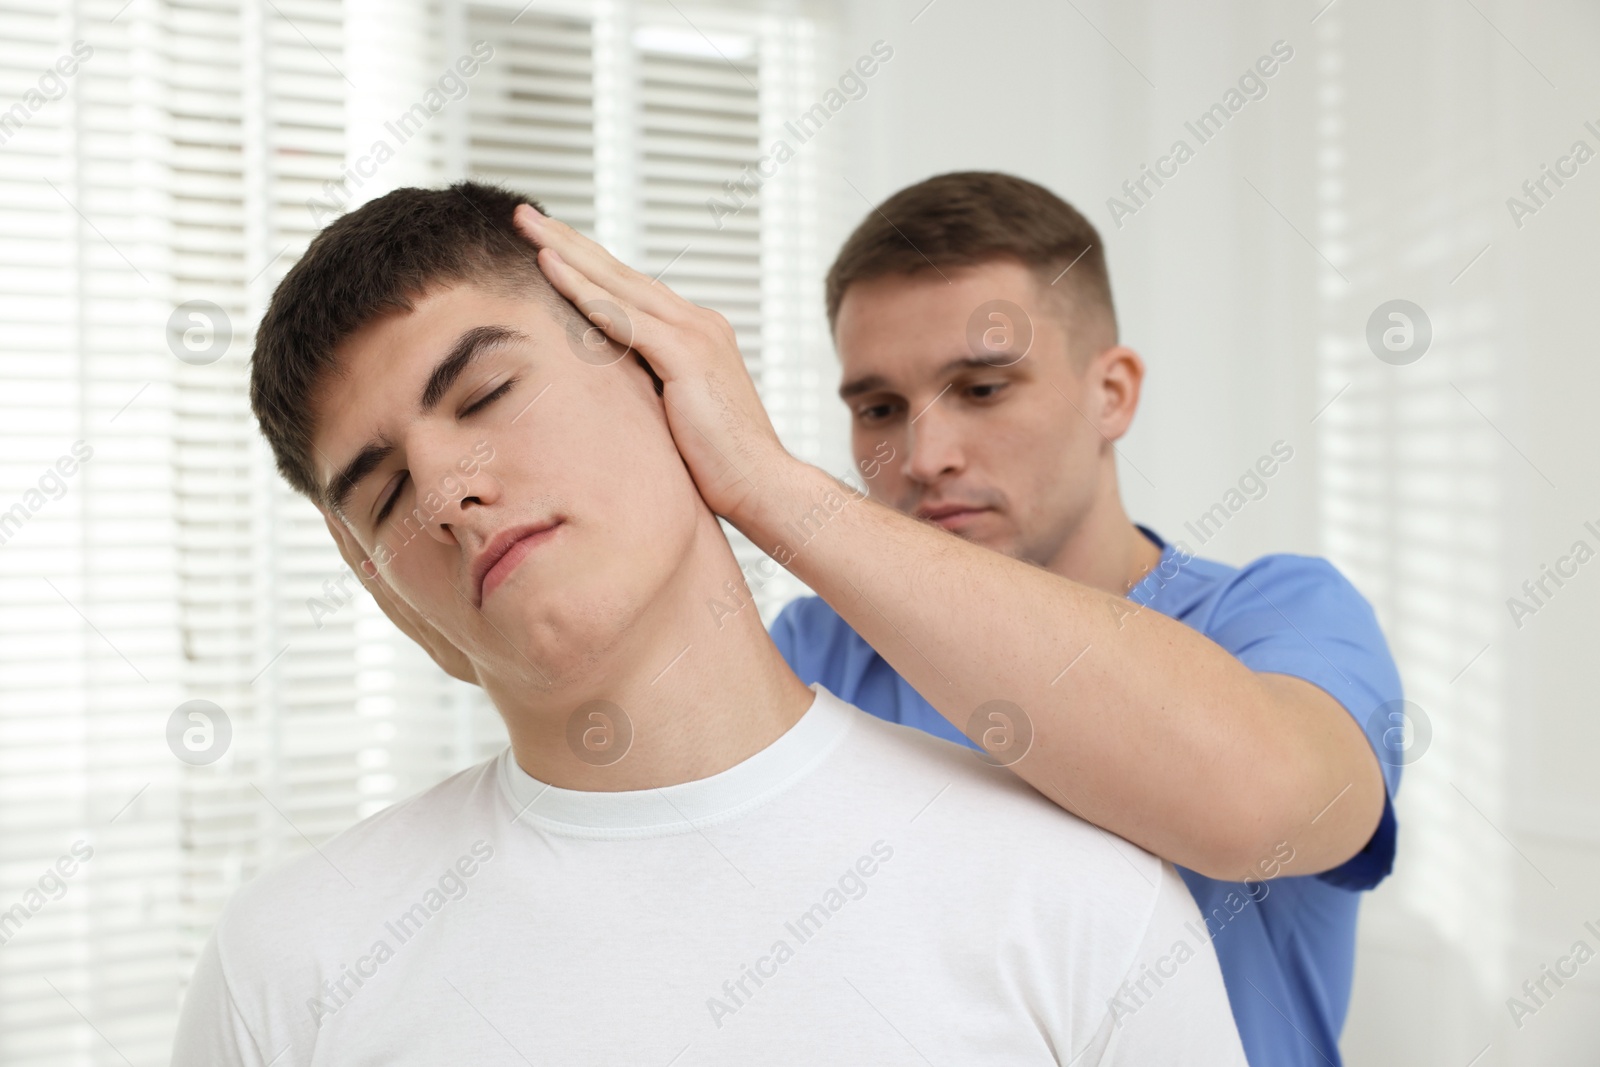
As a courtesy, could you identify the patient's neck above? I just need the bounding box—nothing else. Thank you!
[482,509,816,792]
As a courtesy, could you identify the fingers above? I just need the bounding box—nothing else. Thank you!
[323,510,343,548]
[323,511,360,566]
[323,510,377,579]
[514,205,750,387]
[538,248,690,382]
[321,512,415,637]
[514,204,691,325]
[320,509,479,685]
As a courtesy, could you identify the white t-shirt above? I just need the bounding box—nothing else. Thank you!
[172,684,1245,1066]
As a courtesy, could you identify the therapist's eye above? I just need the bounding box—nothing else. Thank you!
[965,381,1009,402]
[855,400,901,424]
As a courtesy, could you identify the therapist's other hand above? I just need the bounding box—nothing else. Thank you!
[323,511,480,686]
[513,204,799,529]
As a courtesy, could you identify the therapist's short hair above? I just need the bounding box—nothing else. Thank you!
[250,181,584,505]
[825,171,1117,351]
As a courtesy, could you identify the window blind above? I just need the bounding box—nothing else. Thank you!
[1,0,183,1062]
[0,1,834,1060]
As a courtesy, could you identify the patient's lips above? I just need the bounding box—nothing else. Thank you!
[473,521,564,606]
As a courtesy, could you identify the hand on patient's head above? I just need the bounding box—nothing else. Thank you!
[322,509,479,685]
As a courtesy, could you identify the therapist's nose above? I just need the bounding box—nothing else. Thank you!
[903,403,966,486]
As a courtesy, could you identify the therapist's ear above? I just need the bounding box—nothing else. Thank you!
[1090,345,1144,442]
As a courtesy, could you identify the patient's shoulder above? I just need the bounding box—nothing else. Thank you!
[213,755,501,941]
[829,693,1166,887]
[819,694,1197,998]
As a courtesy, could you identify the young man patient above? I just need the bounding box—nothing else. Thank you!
[171,183,1246,1065]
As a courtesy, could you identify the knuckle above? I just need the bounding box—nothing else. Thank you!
[698,307,733,335]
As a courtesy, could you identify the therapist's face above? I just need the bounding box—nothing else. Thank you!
[833,258,1138,568]
[309,281,707,690]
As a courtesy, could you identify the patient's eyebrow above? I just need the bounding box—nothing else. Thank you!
[419,324,529,413]
[324,440,394,517]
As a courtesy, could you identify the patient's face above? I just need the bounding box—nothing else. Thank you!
[310,281,702,688]
[833,259,1111,569]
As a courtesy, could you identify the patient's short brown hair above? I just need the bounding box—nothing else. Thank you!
[825,171,1116,352]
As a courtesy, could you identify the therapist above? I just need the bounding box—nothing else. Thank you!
[362,171,1404,1067]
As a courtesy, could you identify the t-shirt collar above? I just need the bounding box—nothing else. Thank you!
[497,682,852,838]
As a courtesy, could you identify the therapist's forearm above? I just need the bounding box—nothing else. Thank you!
[738,458,1382,881]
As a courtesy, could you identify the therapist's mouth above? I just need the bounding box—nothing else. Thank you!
[916,504,992,531]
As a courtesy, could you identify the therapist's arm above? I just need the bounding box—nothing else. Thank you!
[504,206,1386,881]
[742,460,1383,880]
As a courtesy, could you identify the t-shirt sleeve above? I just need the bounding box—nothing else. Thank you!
[1097,862,1249,1066]
[170,928,263,1067]
[1204,554,1404,890]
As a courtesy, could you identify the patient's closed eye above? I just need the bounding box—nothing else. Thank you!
[375,472,409,525]
[462,377,517,417]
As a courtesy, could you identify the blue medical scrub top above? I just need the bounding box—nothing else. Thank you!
[769,525,1402,1067]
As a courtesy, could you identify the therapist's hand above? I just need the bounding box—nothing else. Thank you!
[323,512,479,686]
[513,204,802,529]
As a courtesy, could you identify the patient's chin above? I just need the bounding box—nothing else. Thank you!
[468,619,600,695]
[476,579,650,690]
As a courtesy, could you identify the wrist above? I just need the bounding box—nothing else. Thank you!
[725,452,836,549]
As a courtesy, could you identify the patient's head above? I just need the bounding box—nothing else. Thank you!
[251,182,706,690]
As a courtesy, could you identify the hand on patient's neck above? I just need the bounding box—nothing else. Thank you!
[480,511,814,793]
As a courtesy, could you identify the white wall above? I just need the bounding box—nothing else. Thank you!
[822,0,1600,1062]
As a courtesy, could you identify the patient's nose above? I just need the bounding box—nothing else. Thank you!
[422,458,502,546]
